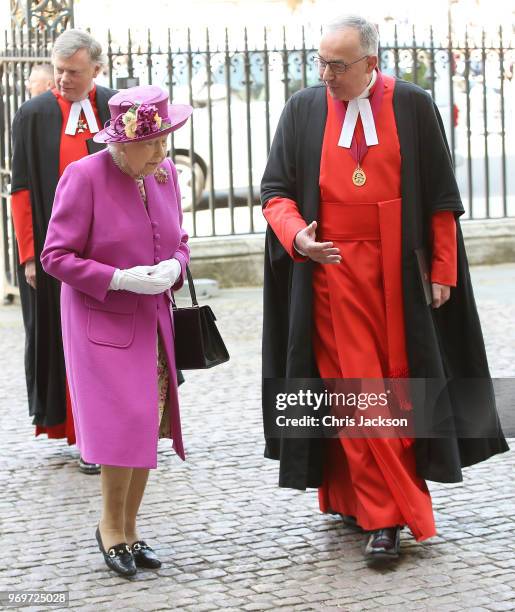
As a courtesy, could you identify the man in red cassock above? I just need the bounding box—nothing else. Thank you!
[11,29,116,474]
[260,14,508,561]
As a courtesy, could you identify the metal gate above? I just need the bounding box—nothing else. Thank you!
[1,21,514,297]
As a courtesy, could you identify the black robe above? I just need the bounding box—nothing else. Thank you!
[10,86,115,428]
[261,79,509,490]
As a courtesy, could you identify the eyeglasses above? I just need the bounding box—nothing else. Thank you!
[313,55,369,75]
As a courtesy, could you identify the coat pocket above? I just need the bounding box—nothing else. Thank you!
[84,292,139,348]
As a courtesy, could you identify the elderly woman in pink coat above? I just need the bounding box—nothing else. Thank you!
[41,85,192,578]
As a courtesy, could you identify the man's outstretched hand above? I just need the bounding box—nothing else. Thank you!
[294,221,342,264]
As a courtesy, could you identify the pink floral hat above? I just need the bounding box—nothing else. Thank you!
[93,85,192,144]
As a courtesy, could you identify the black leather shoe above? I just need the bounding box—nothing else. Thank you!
[364,526,401,561]
[131,540,162,569]
[95,526,137,577]
[78,457,101,475]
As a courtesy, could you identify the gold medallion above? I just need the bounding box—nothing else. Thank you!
[352,166,366,187]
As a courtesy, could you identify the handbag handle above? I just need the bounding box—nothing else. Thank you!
[171,265,198,308]
[184,266,198,307]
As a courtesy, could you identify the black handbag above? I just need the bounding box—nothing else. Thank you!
[171,266,230,369]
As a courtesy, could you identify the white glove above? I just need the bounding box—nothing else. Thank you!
[109,265,172,295]
[148,258,182,286]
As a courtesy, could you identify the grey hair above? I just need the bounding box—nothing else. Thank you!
[52,29,106,67]
[324,15,379,55]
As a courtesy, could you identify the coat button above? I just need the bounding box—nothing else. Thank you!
[154,233,161,240]
[155,245,161,251]
[151,221,158,228]
[155,256,161,263]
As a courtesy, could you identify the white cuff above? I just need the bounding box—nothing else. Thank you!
[109,268,122,290]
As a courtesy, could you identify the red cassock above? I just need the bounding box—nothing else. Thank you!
[263,74,457,541]
[11,86,102,444]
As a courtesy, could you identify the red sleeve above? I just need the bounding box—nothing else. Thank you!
[431,211,457,287]
[263,197,308,262]
[11,189,35,264]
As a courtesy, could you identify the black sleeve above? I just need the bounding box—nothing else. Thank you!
[260,96,298,207]
[419,93,464,216]
[11,106,29,194]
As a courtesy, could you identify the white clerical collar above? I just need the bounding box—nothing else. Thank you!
[338,69,379,148]
[360,68,377,99]
[64,96,99,136]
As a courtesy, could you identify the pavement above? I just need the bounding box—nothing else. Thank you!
[0,264,514,612]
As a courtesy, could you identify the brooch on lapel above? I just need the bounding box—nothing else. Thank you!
[154,167,169,184]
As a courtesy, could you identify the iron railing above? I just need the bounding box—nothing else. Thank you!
[1,25,514,296]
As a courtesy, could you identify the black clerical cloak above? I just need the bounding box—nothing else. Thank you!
[261,80,509,490]
[10,86,115,427]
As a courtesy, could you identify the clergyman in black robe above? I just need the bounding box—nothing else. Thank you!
[10,29,115,473]
[260,14,508,561]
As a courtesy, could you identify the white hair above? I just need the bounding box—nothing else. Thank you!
[324,14,379,55]
[107,144,128,173]
[30,63,54,78]
[52,29,106,67]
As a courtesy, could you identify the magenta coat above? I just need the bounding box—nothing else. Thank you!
[41,149,189,468]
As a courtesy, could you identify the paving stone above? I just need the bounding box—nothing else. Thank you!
[1,272,514,610]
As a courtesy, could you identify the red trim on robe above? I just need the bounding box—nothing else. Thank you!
[431,211,457,287]
[11,190,35,264]
[35,381,76,444]
[262,197,307,262]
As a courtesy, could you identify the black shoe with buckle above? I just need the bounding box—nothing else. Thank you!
[95,526,137,577]
[131,540,162,569]
[78,457,101,475]
[364,526,401,561]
